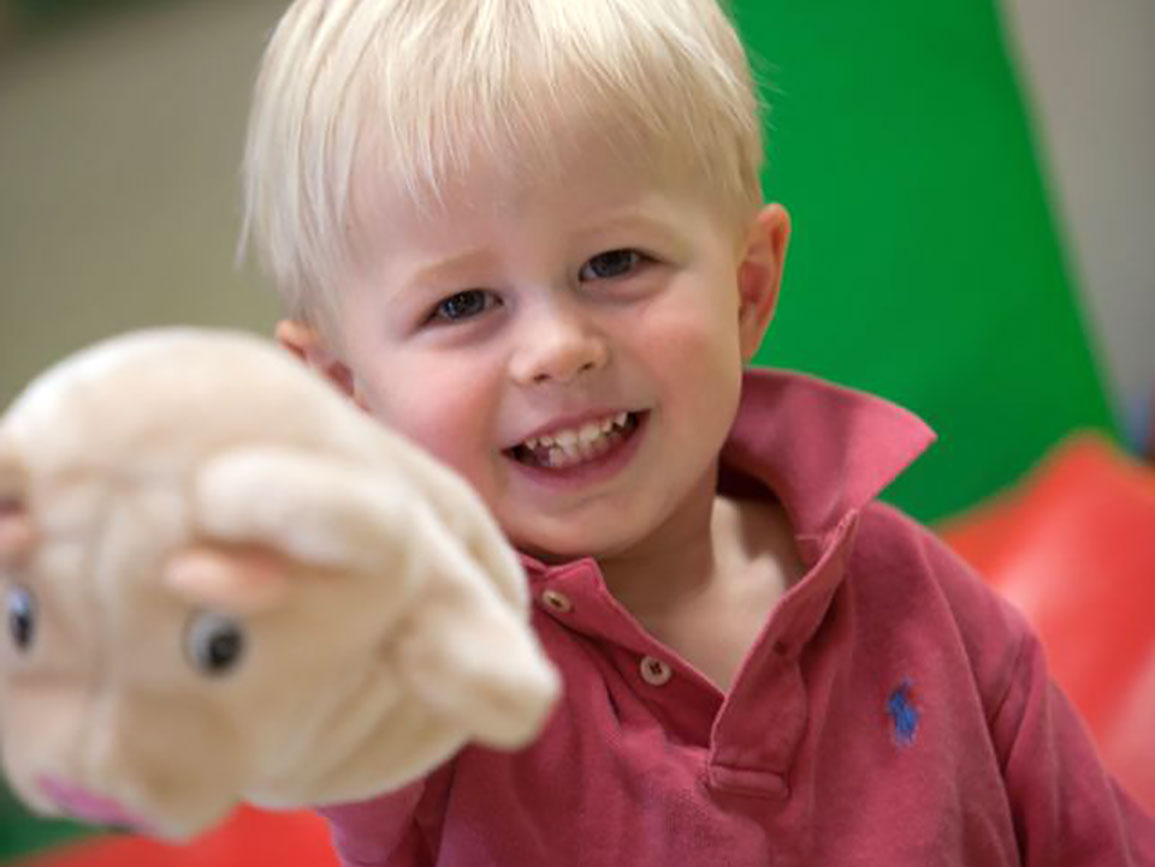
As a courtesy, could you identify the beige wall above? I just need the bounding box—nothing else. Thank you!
[1002,0,1155,428]
[0,0,284,404]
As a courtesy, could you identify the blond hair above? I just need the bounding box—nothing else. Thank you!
[241,0,766,333]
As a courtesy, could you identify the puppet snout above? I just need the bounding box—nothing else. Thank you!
[29,686,248,840]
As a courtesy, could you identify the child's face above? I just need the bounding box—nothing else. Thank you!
[289,144,788,563]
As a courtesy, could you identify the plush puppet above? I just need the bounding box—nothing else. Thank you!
[0,328,560,841]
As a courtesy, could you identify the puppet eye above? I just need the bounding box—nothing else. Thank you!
[184,611,245,676]
[6,584,36,653]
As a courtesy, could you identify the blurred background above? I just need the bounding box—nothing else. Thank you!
[1,0,1153,862]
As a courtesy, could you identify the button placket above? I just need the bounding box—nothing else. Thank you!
[708,653,807,799]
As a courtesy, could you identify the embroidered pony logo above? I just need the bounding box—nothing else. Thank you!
[886,679,920,746]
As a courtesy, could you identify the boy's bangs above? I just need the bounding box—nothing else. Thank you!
[352,1,762,219]
[243,0,764,327]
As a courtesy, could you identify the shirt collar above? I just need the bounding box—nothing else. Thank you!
[720,367,936,543]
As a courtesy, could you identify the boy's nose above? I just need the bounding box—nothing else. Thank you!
[508,305,609,386]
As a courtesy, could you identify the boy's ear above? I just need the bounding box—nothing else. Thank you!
[275,319,359,402]
[736,203,792,363]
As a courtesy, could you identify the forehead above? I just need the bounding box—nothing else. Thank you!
[372,151,651,231]
[346,124,728,266]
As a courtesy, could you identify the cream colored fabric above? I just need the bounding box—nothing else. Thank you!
[0,328,559,840]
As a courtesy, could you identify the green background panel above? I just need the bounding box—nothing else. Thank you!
[1,787,92,862]
[733,0,1116,521]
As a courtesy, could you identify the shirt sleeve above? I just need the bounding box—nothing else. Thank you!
[988,623,1155,866]
[316,780,433,867]
[914,517,1155,865]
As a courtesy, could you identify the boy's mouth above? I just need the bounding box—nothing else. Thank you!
[508,412,641,470]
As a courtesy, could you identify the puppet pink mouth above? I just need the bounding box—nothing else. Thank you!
[39,774,157,832]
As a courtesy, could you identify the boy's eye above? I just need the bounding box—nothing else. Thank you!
[579,249,644,281]
[431,289,496,323]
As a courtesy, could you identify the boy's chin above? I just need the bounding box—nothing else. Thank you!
[516,541,586,566]
[513,529,643,567]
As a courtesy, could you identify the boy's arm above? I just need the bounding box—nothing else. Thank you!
[988,624,1155,866]
[316,780,432,867]
[916,524,1155,865]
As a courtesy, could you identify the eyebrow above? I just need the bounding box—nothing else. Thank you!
[575,207,685,247]
[399,202,686,291]
[405,247,497,291]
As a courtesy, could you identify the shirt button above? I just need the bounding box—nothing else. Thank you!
[639,655,673,686]
[541,588,573,613]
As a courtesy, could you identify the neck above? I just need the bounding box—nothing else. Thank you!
[595,464,725,619]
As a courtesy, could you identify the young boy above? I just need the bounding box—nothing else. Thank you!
[241,0,1154,864]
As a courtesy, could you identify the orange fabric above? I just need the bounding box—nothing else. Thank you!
[17,807,336,867]
[939,433,1155,812]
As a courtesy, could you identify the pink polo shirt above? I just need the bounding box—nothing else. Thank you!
[320,369,1155,866]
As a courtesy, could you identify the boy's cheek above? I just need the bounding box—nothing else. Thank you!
[355,379,493,480]
[637,306,744,375]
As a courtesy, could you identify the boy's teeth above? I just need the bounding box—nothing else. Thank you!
[579,422,603,444]
[525,413,629,450]
[517,411,635,467]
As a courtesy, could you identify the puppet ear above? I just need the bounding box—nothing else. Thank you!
[396,536,560,749]
[177,444,419,615]
[163,543,290,615]
[0,437,35,570]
